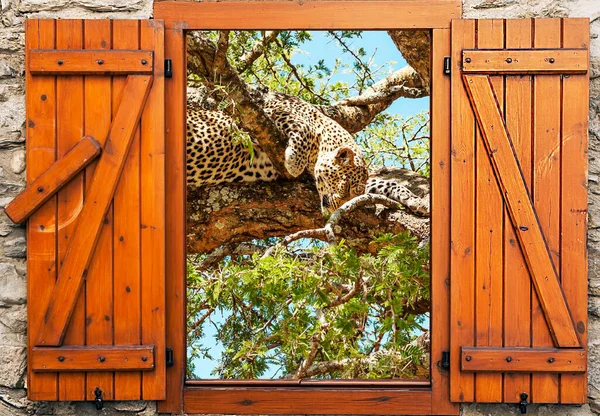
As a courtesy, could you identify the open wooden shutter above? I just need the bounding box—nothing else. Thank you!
[450,18,589,405]
[16,19,165,402]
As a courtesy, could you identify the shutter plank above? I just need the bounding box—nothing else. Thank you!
[461,48,587,74]
[26,18,58,401]
[56,19,86,402]
[461,347,585,373]
[140,20,166,400]
[531,18,562,403]
[83,20,115,401]
[503,18,533,404]
[474,19,504,403]
[450,19,476,402]
[112,19,143,401]
[560,18,589,404]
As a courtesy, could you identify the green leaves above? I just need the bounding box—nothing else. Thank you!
[187,233,430,379]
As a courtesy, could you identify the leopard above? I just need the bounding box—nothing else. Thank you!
[187,92,369,214]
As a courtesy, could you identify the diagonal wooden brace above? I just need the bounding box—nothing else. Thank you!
[36,75,153,347]
[5,136,101,224]
[463,74,579,348]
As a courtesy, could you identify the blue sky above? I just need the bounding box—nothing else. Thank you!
[189,31,430,379]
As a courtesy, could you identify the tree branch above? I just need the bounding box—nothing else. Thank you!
[238,31,281,73]
[188,169,430,256]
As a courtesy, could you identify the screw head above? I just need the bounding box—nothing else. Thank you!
[547,357,555,363]
[96,59,104,65]
[57,356,65,362]
[141,59,148,65]
[506,58,513,63]
[57,60,64,65]
[98,356,105,363]
[549,58,555,64]
[465,57,472,63]
[506,356,513,362]
[141,356,148,362]
[465,355,472,362]
[37,186,44,193]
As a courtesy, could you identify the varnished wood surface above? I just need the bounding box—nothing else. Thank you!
[154,0,461,29]
[461,347,586,373]
[462,48,588,74]
[31,346,156,372]
[29,49,154,74]
[5,136,100,224]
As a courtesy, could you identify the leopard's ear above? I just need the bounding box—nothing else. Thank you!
[334,147,356,167]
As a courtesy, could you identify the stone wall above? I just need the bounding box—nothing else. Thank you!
[0,0,598,414]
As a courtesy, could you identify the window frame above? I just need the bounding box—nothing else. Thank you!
[154,1,459,414]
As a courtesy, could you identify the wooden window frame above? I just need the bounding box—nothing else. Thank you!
[153,1,460,414]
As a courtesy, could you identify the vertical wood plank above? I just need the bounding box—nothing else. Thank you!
[157,25,186,413]
[560,18,589,404]
[531,18,561,404]
[112,20,143,401]
[83,19,114,401]
[55,19,86,402]
[503,17,533,404]
[140,20,166,400]
[450,18,476,403]
[431,28,459,415]
[26,19,58,401]
[474,19,504,402]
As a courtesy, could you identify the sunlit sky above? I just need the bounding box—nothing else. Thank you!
[190,31,430,379]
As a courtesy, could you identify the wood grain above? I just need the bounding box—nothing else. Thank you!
[503,18,533,404]
[450,18,476,403]
[29,49,154,74]
[474,19,504,403]
[55,19,86,402]
[157,24,186,414]
[559,18,590,404]
[183,388,433,415]
[26,18,58,401]
[32,346,155,372]
[531,18,562,403]
[36,75,152,348]
[430,27,459,416]
[83,19,115,401]
[461,348,585,373]
[154,0,461,29]
[140,20,166,401]
[112,19,143,401]
[462,48,588,74]
[463,74,579,348]
[5,136,99,224]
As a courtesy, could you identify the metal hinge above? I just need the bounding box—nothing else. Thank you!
[165,59,173,78]
[443,57,451,75]
[166,347,174,367]
[440,351,450,370]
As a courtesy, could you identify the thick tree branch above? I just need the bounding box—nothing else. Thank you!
[387,30,431,94]
[187,31,291,177]
[187,170,430,255]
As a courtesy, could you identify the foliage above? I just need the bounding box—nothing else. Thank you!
[187,234,430,379]
[186,30,431,379]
